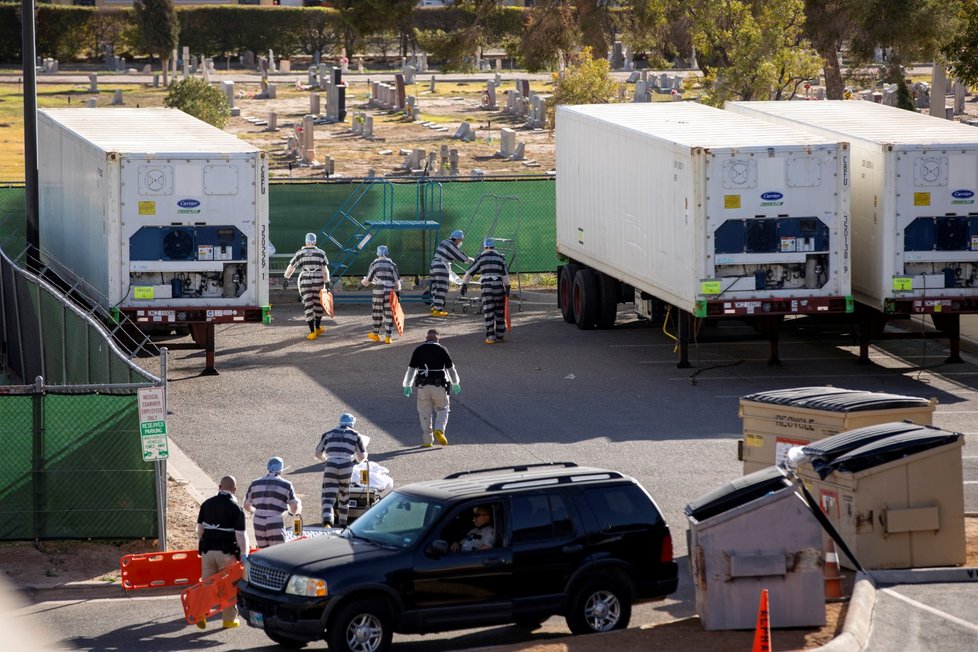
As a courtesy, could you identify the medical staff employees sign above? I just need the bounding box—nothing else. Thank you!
[137,386,169,461]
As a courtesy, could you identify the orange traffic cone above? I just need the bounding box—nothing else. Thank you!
[824,540,844,600]
[752,588,771,652]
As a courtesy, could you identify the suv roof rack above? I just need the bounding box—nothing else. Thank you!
[444,462,579,480]
[486,470,624,492]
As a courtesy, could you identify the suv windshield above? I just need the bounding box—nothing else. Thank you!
[347,490,444,548]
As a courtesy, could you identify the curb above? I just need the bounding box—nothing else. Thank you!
[814,572,877,652]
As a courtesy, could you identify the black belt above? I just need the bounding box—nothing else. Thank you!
[417,378,447,387]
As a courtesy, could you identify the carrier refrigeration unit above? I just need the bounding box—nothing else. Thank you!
[727,100,978,363]
[555,102,851,366]
[37,108,270,374]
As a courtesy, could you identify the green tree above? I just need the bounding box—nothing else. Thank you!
[133,0,179,86]
[548,46,621,128]
[415,0,499,72]
[943,1,978,87]
[164,77,231,129]
[684,0,821,106]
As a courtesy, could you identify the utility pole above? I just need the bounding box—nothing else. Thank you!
[22,0,39,271]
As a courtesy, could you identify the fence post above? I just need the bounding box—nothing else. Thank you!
[32,375,44,540]
[157,348,169,551]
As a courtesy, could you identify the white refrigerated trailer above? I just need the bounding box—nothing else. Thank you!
[37,108,270,374]
[555,102,852,366]
[727,100,978,363]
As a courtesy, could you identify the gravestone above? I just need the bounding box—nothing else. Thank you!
[266,84,277,99]
[152,74,160,88]
[302,115,316,163]
[484,80,498,110]
[280,59,291,73]
[182,46,190,77]
[267,112,278,131]
[448,149,459,176]
[612,41,624,70]
[512,142,525,161]
[112,89,123,105]
[310,92,321,115]
[222,81,240,116]
[954,82,966,114]
[142,64,151,74]
[627,71,640,84]
[88,74,98,93]
[267,49,276,73]
[430,75,436,93]
[454,123,474,141]
[498,128,516,158]
[172,49,178,76]
[394,73,406,110]
[86,98,97,108]
[357,57,365,74]
[519,79,530,98]
[364,115,374,138]
[633,80,648,103]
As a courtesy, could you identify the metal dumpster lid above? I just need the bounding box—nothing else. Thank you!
[741,386,931,412]
[802,421,927,459]
[825,428,961,475]
[684,466,792,522]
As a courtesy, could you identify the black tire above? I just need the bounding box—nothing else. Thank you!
[596,272,620,329]
[327,599,393,652]
[573,268,600,330]
[266,630,309,649]
[565,577,632,636]
[558,263,580,323]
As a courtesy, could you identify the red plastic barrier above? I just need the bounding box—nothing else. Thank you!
[120,549,201,590]
[181,562,244,625]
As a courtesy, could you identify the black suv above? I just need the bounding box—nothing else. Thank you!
[237,462,678,651]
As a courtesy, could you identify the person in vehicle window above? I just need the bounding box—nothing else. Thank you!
[450,505,495,552]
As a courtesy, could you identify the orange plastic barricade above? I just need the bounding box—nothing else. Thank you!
[181,562,244,625]
[504,296,511,331]
[120,549,201,590]
[390,290,405,336]
[320,287,335,318]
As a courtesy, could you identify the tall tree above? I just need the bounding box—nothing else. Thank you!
[801,0,851,99]
[684,0,820,106]
[942,1,978,87]
[133,0,179,87]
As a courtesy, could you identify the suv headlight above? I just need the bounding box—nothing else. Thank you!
[285,574,328,597]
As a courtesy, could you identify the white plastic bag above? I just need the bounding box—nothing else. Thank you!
[350,460,394,495]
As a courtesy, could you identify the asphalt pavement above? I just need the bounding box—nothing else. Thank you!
[7,290,978,651]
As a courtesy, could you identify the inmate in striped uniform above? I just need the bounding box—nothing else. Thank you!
[462,245,510,343]
[314,425,367,527]
[285,244,330,335]
[244,472,300,549]
[362,252,401,338]
[429,238,469,312]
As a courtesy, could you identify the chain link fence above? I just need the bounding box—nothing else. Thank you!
[0,385,161,540]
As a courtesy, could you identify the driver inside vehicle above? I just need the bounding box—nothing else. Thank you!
[450,505,495,552]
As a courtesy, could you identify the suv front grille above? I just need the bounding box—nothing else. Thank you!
[248,561,290,592]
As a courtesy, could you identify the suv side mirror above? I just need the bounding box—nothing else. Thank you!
[427,540,450,557]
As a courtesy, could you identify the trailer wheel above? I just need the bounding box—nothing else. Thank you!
[596,272,619,329]
[573,268,599,330]
[558,263,580,323]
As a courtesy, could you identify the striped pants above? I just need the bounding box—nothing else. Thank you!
[299,274,325,324]
[429,259,451,310]
[253,510,287,549]
[481,277,507,339]
[371,288,394,336]
[321,459,355,526]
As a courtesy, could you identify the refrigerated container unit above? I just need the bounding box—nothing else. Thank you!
[727,100,978,363]
[37,108,271,373]
[555,102,852,366]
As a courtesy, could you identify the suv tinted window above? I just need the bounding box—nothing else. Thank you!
[350,492,444,548]
[582,484,661,532]
[512,493,573,543]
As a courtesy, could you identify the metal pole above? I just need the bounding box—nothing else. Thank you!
[32,375,44,541]
[157,347,168,551]
[22,0,40,272]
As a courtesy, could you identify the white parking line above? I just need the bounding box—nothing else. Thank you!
[880,587,978,633]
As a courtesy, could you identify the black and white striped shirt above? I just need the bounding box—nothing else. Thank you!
[288,246,329,280]
[245,473,297,514]
[364,257,400,290]
[315,426,367,464]
[432,239,468,264]
[464,250,509,282]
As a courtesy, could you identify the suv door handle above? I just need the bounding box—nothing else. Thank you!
[483,557,506,567]
[562,544,583,554]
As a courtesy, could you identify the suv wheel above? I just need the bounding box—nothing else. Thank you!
[565,578,632,635]
[327,599,393,652]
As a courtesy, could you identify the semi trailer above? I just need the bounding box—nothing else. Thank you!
[37,108,270,374]
[727,100,978,363]
[555,102,852,366]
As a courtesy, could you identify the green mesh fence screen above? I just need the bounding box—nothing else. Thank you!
[0,392,158,540]
[270,177,558,277]
[0,184,26,255]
